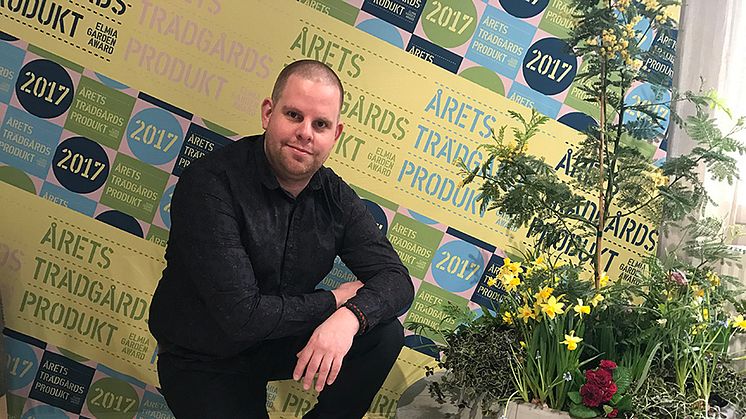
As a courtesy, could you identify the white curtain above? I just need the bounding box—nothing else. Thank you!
[668,0,746,369]
[669,0,746,240]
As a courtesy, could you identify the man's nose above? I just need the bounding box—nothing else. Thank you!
[296,121,313,142]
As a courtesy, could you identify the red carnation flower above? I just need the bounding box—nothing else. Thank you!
[586,368,613,387]
[580,367,619,408]
[605,382,618,400]
[599,360,617,370]
[607,408,619,418]
[580,384,605,407]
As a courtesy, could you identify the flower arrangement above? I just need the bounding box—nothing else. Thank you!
[416,0,746,418]
[493,253,594,409]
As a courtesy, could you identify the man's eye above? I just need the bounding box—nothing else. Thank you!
[287,111,300,119]
[315,121,327,129]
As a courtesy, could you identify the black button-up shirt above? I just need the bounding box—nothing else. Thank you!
[149,135,413,360]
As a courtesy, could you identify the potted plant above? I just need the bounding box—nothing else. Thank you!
[415,0,746,417]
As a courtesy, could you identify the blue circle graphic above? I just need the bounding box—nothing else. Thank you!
[409,210,438,225]
[624,83,671,136]
[52,136,110,194]
[432,240,485,293]
[499,0,549,18]
[363,199,388,234]
[22,405,68,419]
[126,108,184,165]
[357,19,404,48]
[159,184,175,229]
[15,59,74,118]
[522,37,578,96]
[96,210,144,237]
[404,334,440,359]
[558,112,598,134]
[4,337,39,390]
[0,32,18,41]
[95,73,129,90]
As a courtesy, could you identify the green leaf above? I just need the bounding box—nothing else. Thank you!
[568,391,582,404]
[616,395,632,411]
[603,405,613,415]
[569,403,599,418]
[613,366,632,395]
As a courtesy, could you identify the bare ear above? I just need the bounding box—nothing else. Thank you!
[261,98,273,130]
[334,122,344,142]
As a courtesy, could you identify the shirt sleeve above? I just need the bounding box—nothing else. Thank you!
[336,184,414,333]
[168,165,337,344]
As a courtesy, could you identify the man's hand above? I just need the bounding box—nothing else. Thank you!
[330,280,363,308]
[293,307,359,392]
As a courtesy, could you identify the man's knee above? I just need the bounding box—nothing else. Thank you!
[376,318,405,348]
[354,319,404,359]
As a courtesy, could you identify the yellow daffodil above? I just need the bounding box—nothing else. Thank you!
[535,286,554,303]
[501,275,521,292]
[502,311,514,325]
[629,295,645,306]
[590,294,604,307]
[500,258,524,276]
[519,341,527,349]
[707,271,721,287]
[533,256,548,270]
[561,330,583,351]
[733,315,746,331]
[518,304,537,323]
[486,275,497,287]
[691,285,705,299]
[599,272,610,287]
[702,308,710,321]
[540,296,565,319]
[573,299,591,317]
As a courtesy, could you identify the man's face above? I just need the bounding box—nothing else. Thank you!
[261,74,343,189]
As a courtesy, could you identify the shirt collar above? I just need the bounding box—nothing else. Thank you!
[255,134,323,193]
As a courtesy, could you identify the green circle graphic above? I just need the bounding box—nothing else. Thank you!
[421,0,478,48]
[0,166,36,193]
[459,66,505,96]
[86,377,140,419]
[57,347,89,363]
[203,119,237,137]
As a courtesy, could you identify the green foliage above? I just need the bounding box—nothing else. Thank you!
[457,110,595,259]
[630,372,705,419]
[438,0,746,417]
[416,307,519,415]
[613,366,632,395]
[569,403,598,418]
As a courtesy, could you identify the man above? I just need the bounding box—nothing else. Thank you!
[149,59,414,419]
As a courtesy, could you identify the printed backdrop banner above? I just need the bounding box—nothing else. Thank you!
[0,0,678,417]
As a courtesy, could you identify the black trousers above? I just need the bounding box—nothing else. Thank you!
[157,319,404,419]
